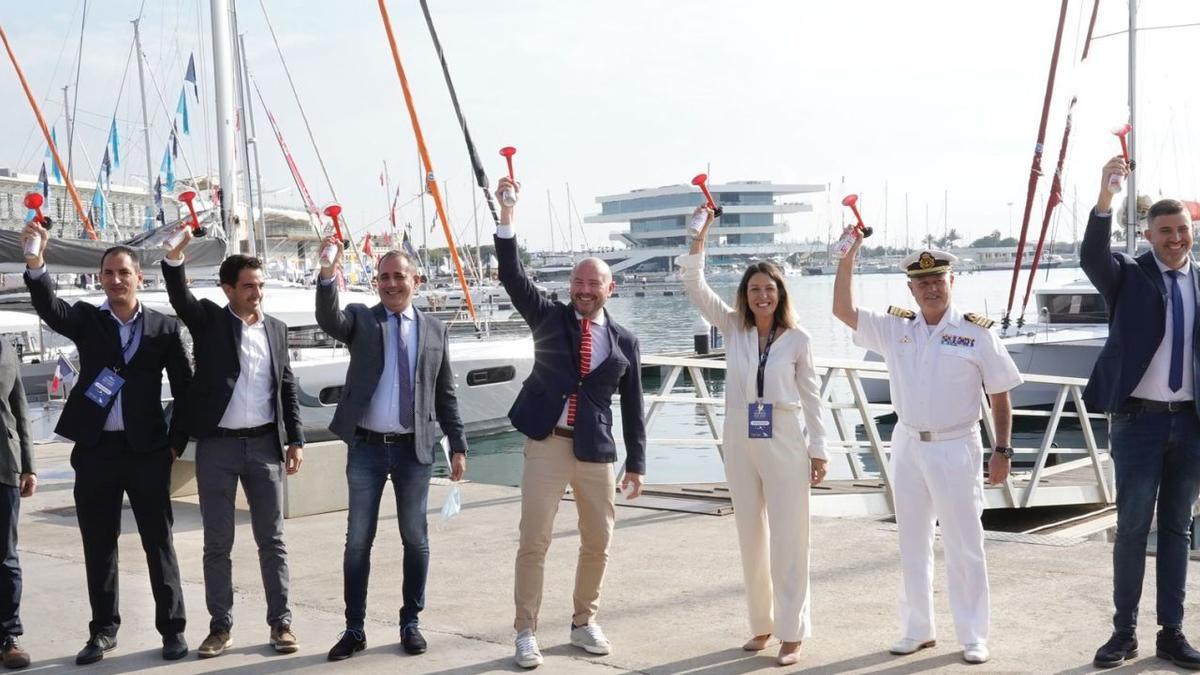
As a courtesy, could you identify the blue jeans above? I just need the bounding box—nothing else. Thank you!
[1110,408,1200,631]
[343,437,432,632]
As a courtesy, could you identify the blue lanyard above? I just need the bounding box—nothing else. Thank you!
[756,324,778,401]
[114,314,143,362]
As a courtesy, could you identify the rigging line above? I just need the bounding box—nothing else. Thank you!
[416,0,502,228]
[1092,22,1200,40]
[194,0,214,178]
[139,47,201,190]
[14,0,84,171]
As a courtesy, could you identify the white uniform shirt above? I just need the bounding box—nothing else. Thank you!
[1130,255,1195,402]
[555,310,611,428]
[217,309,276,429]
[675,252,828,459]
[853,305,1022,431]
[361,305,419,434]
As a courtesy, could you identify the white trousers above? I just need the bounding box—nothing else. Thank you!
[723,408,813,641]
[890,426,989,647]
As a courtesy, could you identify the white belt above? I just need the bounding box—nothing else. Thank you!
[899,422,977,443]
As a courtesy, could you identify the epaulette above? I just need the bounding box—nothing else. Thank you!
[965,312,995,329]
[886,306,916,320]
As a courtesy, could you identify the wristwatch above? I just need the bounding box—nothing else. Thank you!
[992,446,1014,459]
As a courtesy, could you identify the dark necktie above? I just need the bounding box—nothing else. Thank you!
[566,318,592,427]
[1166,270,1184,392]
[396,313,415,428]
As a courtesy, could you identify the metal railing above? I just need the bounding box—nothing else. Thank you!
[634,353,1113,514]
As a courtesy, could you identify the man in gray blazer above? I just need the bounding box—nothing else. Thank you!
[314,240,467,661]
[0,341,35,669]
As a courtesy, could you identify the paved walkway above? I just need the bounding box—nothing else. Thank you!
[11,442,1196,673]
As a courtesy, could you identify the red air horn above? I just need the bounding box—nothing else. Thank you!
[498,146,518,206]
[841,194,874,238]
[691,173,723,217]
[22,192,49,228]
[319,203,344,268]
[177,189,207,237]
[1108,123,1133,194]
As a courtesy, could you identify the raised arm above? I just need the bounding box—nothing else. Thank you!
[494,177,555,325]
[832,228,863,330]
[315,237,356,343]
[1080,156,1130,299]
[22,222,83,340]
[161,247,208,329]
[676,205,737,334]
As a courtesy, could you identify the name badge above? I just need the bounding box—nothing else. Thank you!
[748,402,773,439]
[84,368,126,409]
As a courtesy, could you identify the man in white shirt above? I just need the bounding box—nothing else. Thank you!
[162,237,304,658]
[1082,156,1200,670]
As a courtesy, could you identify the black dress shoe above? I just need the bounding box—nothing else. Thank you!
[161,633,188,661]
[327,630,366,661]
[75,634,117,666]
[401,625,427,655]
[1157,627,1200,670]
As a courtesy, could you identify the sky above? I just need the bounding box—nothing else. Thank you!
[1,1,1198,253]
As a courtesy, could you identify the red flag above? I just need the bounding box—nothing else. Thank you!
[363,237,374,256]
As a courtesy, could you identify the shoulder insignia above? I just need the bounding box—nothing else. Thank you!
[965,312,995,329]
[886,306,916,320]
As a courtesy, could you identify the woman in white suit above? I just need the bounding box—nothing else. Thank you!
[676,205,828,666]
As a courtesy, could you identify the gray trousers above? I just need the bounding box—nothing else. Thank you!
[196,434,292,631]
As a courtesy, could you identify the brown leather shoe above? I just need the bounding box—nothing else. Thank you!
[197,630,232,658]
[270,623,299,654]
[1,636,29,669]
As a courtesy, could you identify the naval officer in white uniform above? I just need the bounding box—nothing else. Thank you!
[832,234,1022,665]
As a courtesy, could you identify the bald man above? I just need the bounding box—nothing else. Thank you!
[493,177,645,669]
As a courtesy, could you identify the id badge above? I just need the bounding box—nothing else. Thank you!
[748,402,773,439]
[84,368,126,409]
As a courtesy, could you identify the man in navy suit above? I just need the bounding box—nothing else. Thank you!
[1082,156,1200,670]
[493,177,645,669]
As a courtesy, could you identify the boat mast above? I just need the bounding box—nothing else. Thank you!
[132,19,156,227]
[1124,0,1138,255]
[230,5,256,257]
[239,32,269,258]
[210,0,240,246]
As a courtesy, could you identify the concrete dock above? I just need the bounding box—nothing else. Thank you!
[12,441,1194,673]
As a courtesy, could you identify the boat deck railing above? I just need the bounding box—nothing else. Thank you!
[629,352,1112,516]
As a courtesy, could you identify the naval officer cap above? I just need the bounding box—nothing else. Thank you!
[900,249,958,278]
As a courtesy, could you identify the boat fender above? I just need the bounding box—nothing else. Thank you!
[965,312,995,329]
[886,306,916,320]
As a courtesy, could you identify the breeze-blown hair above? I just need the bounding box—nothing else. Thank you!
[218,254,264,287]
[734,261,798,330]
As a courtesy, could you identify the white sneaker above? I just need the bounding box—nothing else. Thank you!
[570,622,612,655]
[889,637,936,655]
[514,630,543,669]
[962,643,989,664]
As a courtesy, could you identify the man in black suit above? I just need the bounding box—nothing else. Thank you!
[492,177,646,669]
[314,241,466,661]
[161,234,304,658]
[21,222,191,665]
[0,335,37,670]
[1084,157,1200,669]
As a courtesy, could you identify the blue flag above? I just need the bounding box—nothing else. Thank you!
[37,163,48,198]
[160,146,176,192]
[176,90,189,135]
[108,119,120,168]
[48,127,61,182]
[184,53,198,100]
[91,170,107,231]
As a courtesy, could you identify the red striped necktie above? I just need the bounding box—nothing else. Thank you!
[566,318,592,427]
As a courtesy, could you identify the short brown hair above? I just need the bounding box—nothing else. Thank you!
[1148,198,1191,226]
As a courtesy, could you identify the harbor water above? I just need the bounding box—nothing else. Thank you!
[450,266,1094,486]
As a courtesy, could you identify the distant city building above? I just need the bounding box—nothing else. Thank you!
[0,168,158,241]
[583,180,823,273]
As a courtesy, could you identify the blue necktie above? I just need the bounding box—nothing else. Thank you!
[396,314,415,428]
[1167,270,1184,392]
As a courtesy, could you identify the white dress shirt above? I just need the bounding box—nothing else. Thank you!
[361,305,419,433]
[556,310,611,428]
[217,308,276,429]
[99,299,143,432]
[1130,255,1195,402]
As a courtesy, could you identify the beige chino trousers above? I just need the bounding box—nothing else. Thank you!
[514,434,616,633]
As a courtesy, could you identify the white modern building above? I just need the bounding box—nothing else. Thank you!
[583,180,824,273]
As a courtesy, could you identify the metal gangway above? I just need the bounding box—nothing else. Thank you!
[630,353,1113,521]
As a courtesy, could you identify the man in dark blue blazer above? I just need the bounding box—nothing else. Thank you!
[493,177,645,669]
[1082,156,1200,669]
